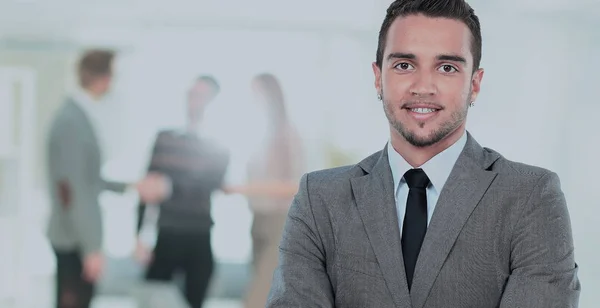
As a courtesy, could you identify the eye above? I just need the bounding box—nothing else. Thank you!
[438,64,458,73]
[394,62,414,71]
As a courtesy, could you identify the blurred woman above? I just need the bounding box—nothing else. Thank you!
[224,73,305,308]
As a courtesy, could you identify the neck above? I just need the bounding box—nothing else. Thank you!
[187,110,205,133]
[267,119,288,137]
[390,125,465,168]
[187,117,203,133]
[186,123,197,134]
[82,87,103,101]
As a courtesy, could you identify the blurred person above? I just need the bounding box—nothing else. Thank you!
[223,73,304,308]
[135,75,230,308]
[266,0,580,307]
[46,49,169,308]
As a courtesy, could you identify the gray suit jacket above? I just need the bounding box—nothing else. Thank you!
[267,132,580,308]
[46,98,127,256]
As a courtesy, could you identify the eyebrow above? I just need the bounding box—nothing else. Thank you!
[387,52,467,64]
[437,54,467,63]
[387,52,416,61]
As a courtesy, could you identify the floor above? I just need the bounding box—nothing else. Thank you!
[92,297,241,308]
[0,189,251,308]
[1,274,243,308]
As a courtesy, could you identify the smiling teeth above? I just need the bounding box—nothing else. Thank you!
[411,108,436,113]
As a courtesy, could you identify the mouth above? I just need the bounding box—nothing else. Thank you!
[403,105,442,121]
[407,107,439,114]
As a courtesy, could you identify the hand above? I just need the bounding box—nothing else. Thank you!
[134,240,153,266]
[82,252,104,283]
[136,172,171,204]
[221,186,237,195]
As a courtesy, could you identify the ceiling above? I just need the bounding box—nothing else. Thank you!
[0,0,597,46]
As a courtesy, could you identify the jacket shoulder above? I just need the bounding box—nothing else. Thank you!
[301,163,364,197]
[487,148,557,179]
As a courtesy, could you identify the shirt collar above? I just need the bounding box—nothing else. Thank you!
[71,87,100,114]
[387,131,467,195]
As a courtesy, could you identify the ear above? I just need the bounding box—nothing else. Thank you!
[372,62,382,96]
[470,68,484,102]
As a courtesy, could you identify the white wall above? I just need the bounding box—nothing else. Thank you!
[561,24,600,307]
[0,0,597,305]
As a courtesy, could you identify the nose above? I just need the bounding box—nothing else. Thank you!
[409,71,437,97]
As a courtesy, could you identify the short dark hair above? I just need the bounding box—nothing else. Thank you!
[196,75,220,93]
[376,0,482,73]
[77,49,115,88]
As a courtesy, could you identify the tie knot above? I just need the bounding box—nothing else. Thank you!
[403,168,430,189]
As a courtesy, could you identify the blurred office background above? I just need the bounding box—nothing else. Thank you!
[0,0,598,307]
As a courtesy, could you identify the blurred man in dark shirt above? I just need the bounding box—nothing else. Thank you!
[136,76,229,308]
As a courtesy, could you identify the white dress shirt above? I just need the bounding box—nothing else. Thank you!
[387,131,467,236]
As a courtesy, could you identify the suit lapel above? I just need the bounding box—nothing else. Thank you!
[351,147,412,308]
[410,134,500,308]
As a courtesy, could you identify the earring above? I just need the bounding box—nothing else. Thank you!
[377,94,382,101]
[469,102,475,107]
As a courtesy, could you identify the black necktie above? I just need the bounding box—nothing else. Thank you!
[401,168,430,290]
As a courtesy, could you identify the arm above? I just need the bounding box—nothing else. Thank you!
[223,181,299,199]
[499,172,581,307]
[226,134,304,199]
[136,202,145,234]
[136,132,163,234]
[266,173,334,307]
[53,126,103,257]
[103,180,129,194]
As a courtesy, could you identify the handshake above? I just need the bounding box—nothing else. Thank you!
[134,172,172,204]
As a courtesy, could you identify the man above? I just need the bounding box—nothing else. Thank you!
[135,76,230,308]
[266,1,581,307]
[46,49,168,308]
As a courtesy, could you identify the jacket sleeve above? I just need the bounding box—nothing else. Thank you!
[266,173,335,307]
[499,171,581,307]
[102,180,129,193]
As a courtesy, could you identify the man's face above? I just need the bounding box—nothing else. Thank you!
[96,61,115,98]
[188,81,216,123]
[96,73,113,98]
[373,14,484,147]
